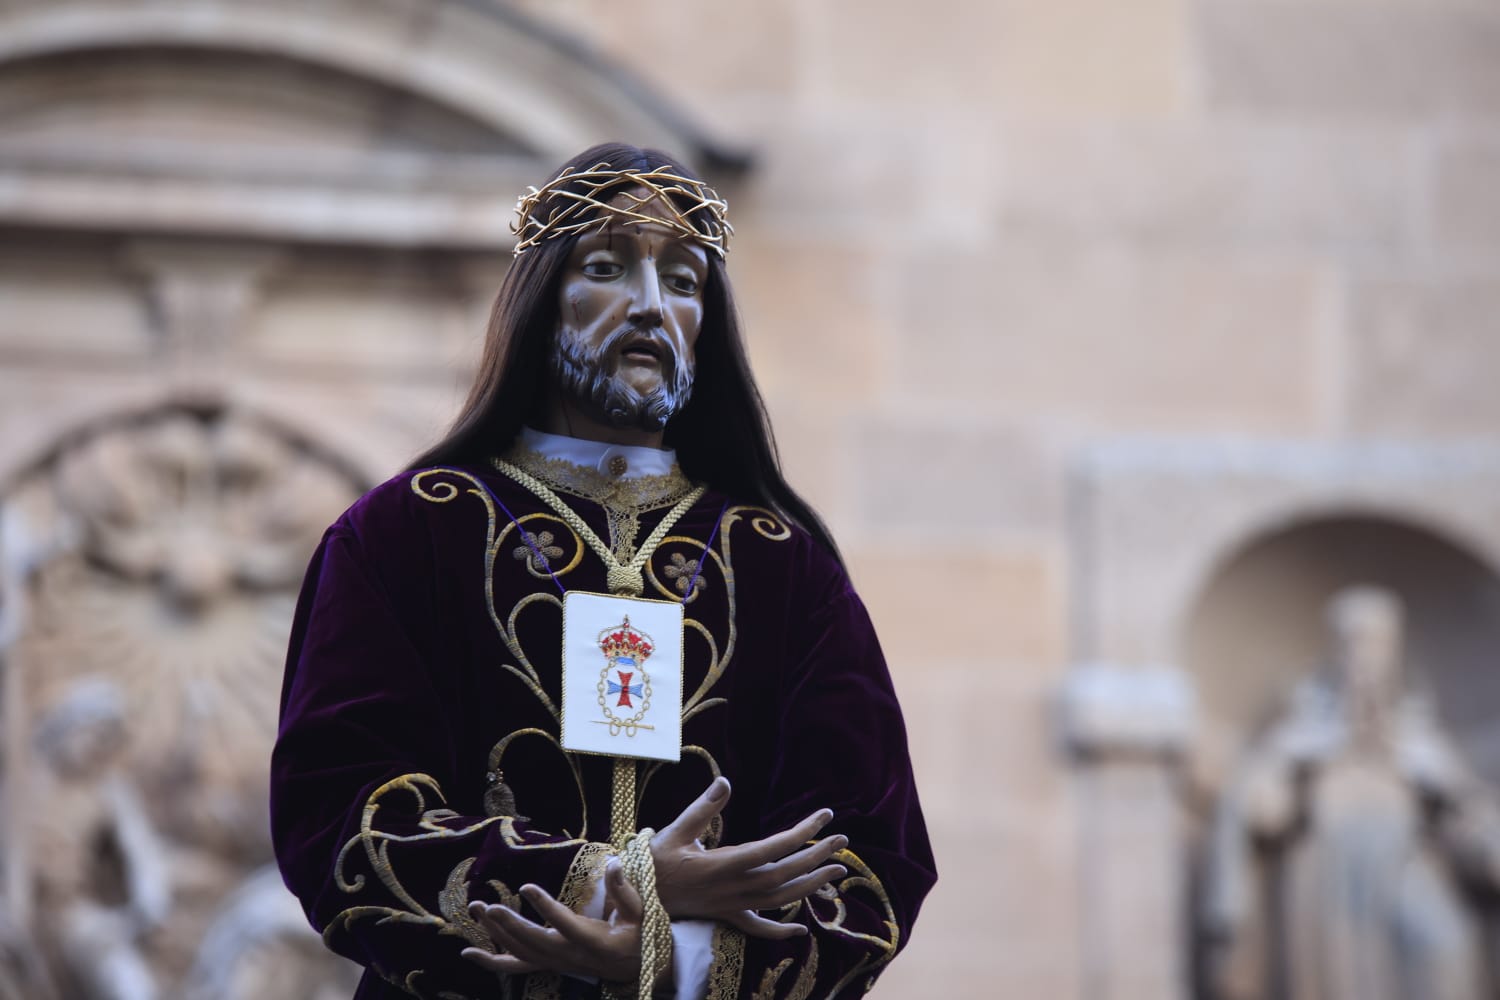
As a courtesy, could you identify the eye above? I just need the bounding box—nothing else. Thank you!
[581,260,624,279]
[663,270,700,295]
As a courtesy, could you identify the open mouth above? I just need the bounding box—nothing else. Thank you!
[620,338,664,365]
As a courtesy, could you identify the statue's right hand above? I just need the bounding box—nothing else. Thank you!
[649,777,848,939]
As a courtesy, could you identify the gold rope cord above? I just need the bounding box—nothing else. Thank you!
[512,163,732,258]
[501,444,696,562]
[491,457,704,598]
[611,757,637,849]
[601,827,673,1000]
[495,457,695,998]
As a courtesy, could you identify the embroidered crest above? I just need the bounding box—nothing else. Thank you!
[559,591,682,762]
[597,617,655,736]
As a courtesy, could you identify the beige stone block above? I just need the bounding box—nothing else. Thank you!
[874,826,1081,998]
[887,245,1333,433]
[503,0,802,116]
[1197,2,1500,117]
[909,114,1007,248]
[245,254,480,376]
[734,115,926,236]
[757,394,854,529]
[1347,271,1500,435]
[846,548,1064,670]
[805,0,1187,118]
[732,235,893,401]
[999,122,1418,250]
[1427,133,1500,259]
[992,0,1190,119]
[731,111,1007,245]
[906,657,1077,831]
[802,1,1007,109]
[877,661,1081,997]
[844,412,1066,544]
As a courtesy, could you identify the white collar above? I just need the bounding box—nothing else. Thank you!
[518,427,679,480]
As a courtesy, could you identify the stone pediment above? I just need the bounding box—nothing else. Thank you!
[0,0,748,248]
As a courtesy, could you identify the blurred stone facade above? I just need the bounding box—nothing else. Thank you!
[1,1,1499,998]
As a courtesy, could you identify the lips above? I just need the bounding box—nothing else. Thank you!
[618,334,665,365]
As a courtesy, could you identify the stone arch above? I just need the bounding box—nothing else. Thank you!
[1181,508,1500,793]
[0,0,745,170]
[1071,441,1500,670]
[0,0,748,246]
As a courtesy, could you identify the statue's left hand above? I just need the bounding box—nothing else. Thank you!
[461,862,645,984]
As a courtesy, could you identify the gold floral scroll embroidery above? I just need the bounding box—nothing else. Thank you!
[327,773,596,999]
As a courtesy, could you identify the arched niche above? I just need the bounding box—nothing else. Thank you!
[1060,439,1500,1000]
[1183,512,1500,795]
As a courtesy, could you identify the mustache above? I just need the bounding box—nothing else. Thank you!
[599,325,679,372]
[549,323,696,432]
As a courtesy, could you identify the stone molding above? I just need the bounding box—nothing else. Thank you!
[0,0,750,246]
[1059,663,1195,762]
[1071,437,1500,670]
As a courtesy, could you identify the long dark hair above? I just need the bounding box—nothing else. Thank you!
[410,142,843,565]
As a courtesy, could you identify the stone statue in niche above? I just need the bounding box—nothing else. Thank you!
[1201,586,1500,1000]
[1,404,366,998]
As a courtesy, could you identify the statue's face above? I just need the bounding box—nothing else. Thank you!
[550,190,709,432]
[1329,588,1403,701]
[45,712,126,778]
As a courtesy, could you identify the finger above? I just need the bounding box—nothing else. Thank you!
[709,808,835,870]
[752,863,848,910]
[656,776,731,847]
[475,900,634,982]
[749,834,848,886]
[461,947,540,976]
[514,888,638,982]
[473,903,568,968]
[603,863,644,925]
[725,908,810,940]
[468,900,523,952]
[518,884,616,949]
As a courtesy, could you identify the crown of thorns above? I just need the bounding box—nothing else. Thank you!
[511,163,732,258]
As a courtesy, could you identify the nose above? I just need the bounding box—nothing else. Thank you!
[627,265,664,328]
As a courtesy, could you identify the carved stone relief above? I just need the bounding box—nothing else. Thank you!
[0,403,366,999]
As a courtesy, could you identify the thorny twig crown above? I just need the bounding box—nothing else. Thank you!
[511,163,732,258]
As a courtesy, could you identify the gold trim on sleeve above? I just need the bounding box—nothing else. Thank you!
[706,923,746,1000]
[558,840,614,914]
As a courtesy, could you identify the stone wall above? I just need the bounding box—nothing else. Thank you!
[506,3,1500,996]
[2,1,1498,997]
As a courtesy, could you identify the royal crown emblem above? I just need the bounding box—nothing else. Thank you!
[596,617,655,736]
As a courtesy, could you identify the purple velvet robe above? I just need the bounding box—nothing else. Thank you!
[271,464,936,999]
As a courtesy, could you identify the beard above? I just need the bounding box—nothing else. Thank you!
[548,325,696,432]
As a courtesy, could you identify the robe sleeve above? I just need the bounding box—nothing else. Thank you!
[707,555,937,999]
[271,508,610,999]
